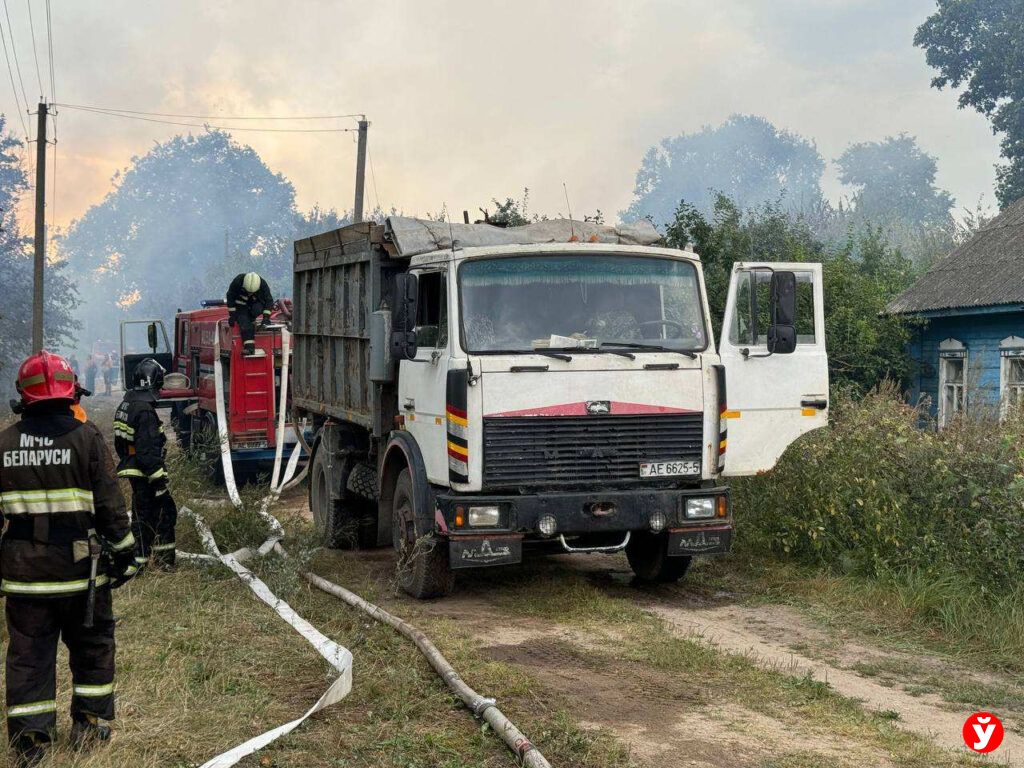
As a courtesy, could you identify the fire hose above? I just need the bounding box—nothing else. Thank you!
[180,324,552,768]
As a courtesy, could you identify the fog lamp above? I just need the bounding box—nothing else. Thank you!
[468,505,501,528]
[685,498,716,520]
[649,511,667,532]
[538,514,558,537]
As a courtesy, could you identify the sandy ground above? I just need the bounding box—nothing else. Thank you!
[328,548,1021,768]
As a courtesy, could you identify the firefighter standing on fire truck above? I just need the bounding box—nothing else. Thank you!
[114,358,178,570]
[226,271,274,357]
[0,351,137,766]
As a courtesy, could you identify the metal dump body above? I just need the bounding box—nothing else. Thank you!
[292,221,406,437]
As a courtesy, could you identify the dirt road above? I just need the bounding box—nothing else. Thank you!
[331,548,1019,767]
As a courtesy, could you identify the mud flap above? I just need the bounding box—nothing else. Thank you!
[448,535,523,569]
[668,525,732,556]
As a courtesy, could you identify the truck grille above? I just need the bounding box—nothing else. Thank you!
[483,414,703,488]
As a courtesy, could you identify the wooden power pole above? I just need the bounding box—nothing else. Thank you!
[353,119,368,223]
[31,102,48,353]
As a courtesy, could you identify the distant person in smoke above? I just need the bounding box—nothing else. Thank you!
[226,272,274,357]
[101,355,113,397]
[84,356,98,394]
[68,354,80,378]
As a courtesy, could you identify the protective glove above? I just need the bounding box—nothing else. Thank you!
[109,548,141,588]
[151,474,170,498]
[228,314,236,328]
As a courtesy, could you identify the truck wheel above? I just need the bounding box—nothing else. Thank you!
[392,468,454,599]
[309,443,377,549]
[626,531,692,583]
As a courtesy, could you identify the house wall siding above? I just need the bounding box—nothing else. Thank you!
[909,311,1024,418]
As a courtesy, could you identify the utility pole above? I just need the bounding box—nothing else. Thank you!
[31,102,48,353]
[353,119,368,224]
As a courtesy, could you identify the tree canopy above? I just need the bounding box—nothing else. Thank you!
[0,115,78,382]
[915,0,1024,207]
[60,130,301,346]
[623,114,826,227]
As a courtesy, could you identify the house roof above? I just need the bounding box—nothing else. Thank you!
[887,198,1024,315]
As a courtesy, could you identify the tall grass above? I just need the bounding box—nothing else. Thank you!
[733,385,1024,667]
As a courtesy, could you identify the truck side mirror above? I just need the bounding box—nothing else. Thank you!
[391,330,418,360]
[147,322,158,353]
[394,273,419,333]
[768,271,797,355]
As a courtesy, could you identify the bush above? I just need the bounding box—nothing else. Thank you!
[734,384,1024,594]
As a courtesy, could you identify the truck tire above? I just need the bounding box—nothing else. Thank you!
[392,468,454,599]
[309,443,377,549]
[626,531,692,583]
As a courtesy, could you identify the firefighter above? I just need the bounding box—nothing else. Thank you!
[114,358,178,570]
[226,271,274,357]
[0,350,137,766]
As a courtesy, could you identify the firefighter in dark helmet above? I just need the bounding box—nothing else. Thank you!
[0,350,137,766]
[114,358,177,570]
[226,271,274,357]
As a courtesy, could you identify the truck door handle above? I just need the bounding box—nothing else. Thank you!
[800,398,828,410]
[404,398,415,411]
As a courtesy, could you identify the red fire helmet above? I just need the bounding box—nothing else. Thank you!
[16,350,77,405]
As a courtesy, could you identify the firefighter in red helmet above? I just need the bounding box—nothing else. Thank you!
[0,351,137,766]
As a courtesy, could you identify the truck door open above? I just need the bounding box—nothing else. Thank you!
[719,262,828,476]
[120,319,173,388]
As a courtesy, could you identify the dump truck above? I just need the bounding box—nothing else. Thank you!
[292,217,829,598]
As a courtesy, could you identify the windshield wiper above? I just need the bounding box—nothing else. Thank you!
[532,350,572,362]
[599,341,697,359]
[542,346,635,360]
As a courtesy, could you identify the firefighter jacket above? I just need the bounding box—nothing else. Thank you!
[113,390,167,484]
[0,406,134,597]
[226,273,274,322]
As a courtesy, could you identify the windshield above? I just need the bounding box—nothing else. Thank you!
[459,254,707,353]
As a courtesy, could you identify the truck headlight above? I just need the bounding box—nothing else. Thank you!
[468,506,501,528]
[649,511,667,532]
[538,515,557,537]
[684,498,716,519]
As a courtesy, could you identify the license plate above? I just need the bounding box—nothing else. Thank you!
[639,460,700,478]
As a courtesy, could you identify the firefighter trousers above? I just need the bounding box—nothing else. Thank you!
[129,477,177,568]
[5,590,116,744]
[236,310,257,353]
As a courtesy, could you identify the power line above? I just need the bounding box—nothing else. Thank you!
[57,104,361,133]
[0,12,26,136]
[43,0,51,101]
[2,0,29,109]
[54,102,364,121]
[24,0,41,99]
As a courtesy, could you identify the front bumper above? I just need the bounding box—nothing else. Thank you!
[435,486,732,569]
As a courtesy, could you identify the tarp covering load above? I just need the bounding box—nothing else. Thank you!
[385,216,662,258]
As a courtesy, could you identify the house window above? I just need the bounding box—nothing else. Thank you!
[1000,336,1024,418]
[938,338,967,428]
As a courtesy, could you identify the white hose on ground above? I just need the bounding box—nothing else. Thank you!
[194,320,553,768]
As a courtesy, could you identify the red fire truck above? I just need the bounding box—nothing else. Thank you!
[120,298,303,477]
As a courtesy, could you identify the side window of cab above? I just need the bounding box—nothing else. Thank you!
[414,271,448,349]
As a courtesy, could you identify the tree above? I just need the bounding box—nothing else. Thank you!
[623,115,826,227]
[664,194,915,393]
[915,1,1024,207]
[0,115,78,382]
[59,130,299,346]
[836,135,955,232]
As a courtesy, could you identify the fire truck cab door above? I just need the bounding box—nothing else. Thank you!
[120,319,173,389]
[719,262,828,476]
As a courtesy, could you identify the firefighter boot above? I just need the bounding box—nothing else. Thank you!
[12,734,47,767]
[70,715,112,750]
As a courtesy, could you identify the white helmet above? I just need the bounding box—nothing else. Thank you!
[242,272,262,293]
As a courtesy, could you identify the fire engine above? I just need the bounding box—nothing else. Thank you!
[120,298,303,478]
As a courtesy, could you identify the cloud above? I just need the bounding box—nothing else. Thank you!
[10,0,1000,235]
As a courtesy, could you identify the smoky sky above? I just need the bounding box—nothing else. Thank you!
[6,0,1001,231]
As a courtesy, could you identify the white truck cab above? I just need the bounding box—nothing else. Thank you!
[293,218,828,598]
